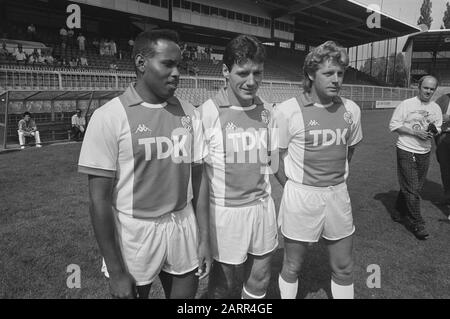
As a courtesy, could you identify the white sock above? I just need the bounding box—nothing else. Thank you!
[241,285,265,299]
[331,280,354,299]
[278,274,298,299]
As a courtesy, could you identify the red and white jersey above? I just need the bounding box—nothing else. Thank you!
[78,84,207,219]
[274,94,362,187]
[199,88,277,207]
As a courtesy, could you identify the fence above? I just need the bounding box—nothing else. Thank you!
[0,66,418,148]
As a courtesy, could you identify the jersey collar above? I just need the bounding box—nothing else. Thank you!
[299,92,342,107]
[120,83,144,107]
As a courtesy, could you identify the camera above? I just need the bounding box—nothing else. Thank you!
[427,123,438,135]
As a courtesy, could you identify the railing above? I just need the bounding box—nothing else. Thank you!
[0,65,418,107]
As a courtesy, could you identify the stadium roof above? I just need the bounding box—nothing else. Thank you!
[251,0,421,47]
[402,29,450,52]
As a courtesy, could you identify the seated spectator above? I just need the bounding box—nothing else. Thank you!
[28,53,36,65]
[31,48,41,63]
[191,63,200,76]
[71,109,86,141]
[0,42,10,56]
[36,53,46,64]
[99,38,107,56]
[18,112,42,149]
[43,51,54,65]
[109,60,118,71]
[69,57,78,68]
[13,44,27,64]
[60,58,68,68]
[79,54,88,68]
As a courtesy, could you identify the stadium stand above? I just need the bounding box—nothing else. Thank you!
[0,0,422,149]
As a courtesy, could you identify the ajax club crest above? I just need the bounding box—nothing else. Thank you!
[343,111,353,125]
[181,115,192,132]
[261,109,270,125]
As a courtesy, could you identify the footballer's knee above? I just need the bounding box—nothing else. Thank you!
[281,258,302,282]
[247,268,271,294]
[330,258,354,283]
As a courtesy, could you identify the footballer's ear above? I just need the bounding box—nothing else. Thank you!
[135,54,146,73]
[222,64,230,79]
[307,70,315,82]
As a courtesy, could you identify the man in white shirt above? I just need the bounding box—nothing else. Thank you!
[71,109,86,141]
[389,75,442,240]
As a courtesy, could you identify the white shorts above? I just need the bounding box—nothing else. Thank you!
[102,202,199,286]
[210,196,278,265]
[279,180,355,243]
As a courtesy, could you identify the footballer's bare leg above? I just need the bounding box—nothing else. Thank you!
[279,237,309,299]
[208,260,236,298]
[136,284,152,299]
[242,252,272,299]
[159,270,198,299]
[325,235,354,299]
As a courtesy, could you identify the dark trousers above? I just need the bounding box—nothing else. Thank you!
[436,134,450,200]
[395,148,430,227]
[71,126,84,140]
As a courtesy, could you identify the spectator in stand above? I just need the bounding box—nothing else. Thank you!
[79,54,88,68]
[109,60,118,71]
[0,42,10,56]
[71,108,86,141]
[18,112,42,149]
[13,44,27,64]
[99,38,107,56]
[92,38,99,49]
[28,53,36,65]
[205,46,211,60]
[110,39,117,57]
[67,28,75,49]
[27,23,36,41]
[191,62,200,76]
[69,57,78,68]
[127,38,134,58]
[44,51,54,65]
[60,27,68,52]
[60,58,68,68]
[77,32,86,52]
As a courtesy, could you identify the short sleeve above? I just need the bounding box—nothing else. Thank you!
[273,101,293,149]
[389,101,406,132]
[343,99,363,146]
[191,108,208,164]
[78,109,119,178]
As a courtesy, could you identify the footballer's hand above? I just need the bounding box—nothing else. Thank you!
[109,271,136,299]
[196,240,212,280]
[414,130,432,140]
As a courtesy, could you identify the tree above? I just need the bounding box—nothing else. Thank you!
[443,2,450,29]
[360,53,408,87]
[417,0,433,30]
